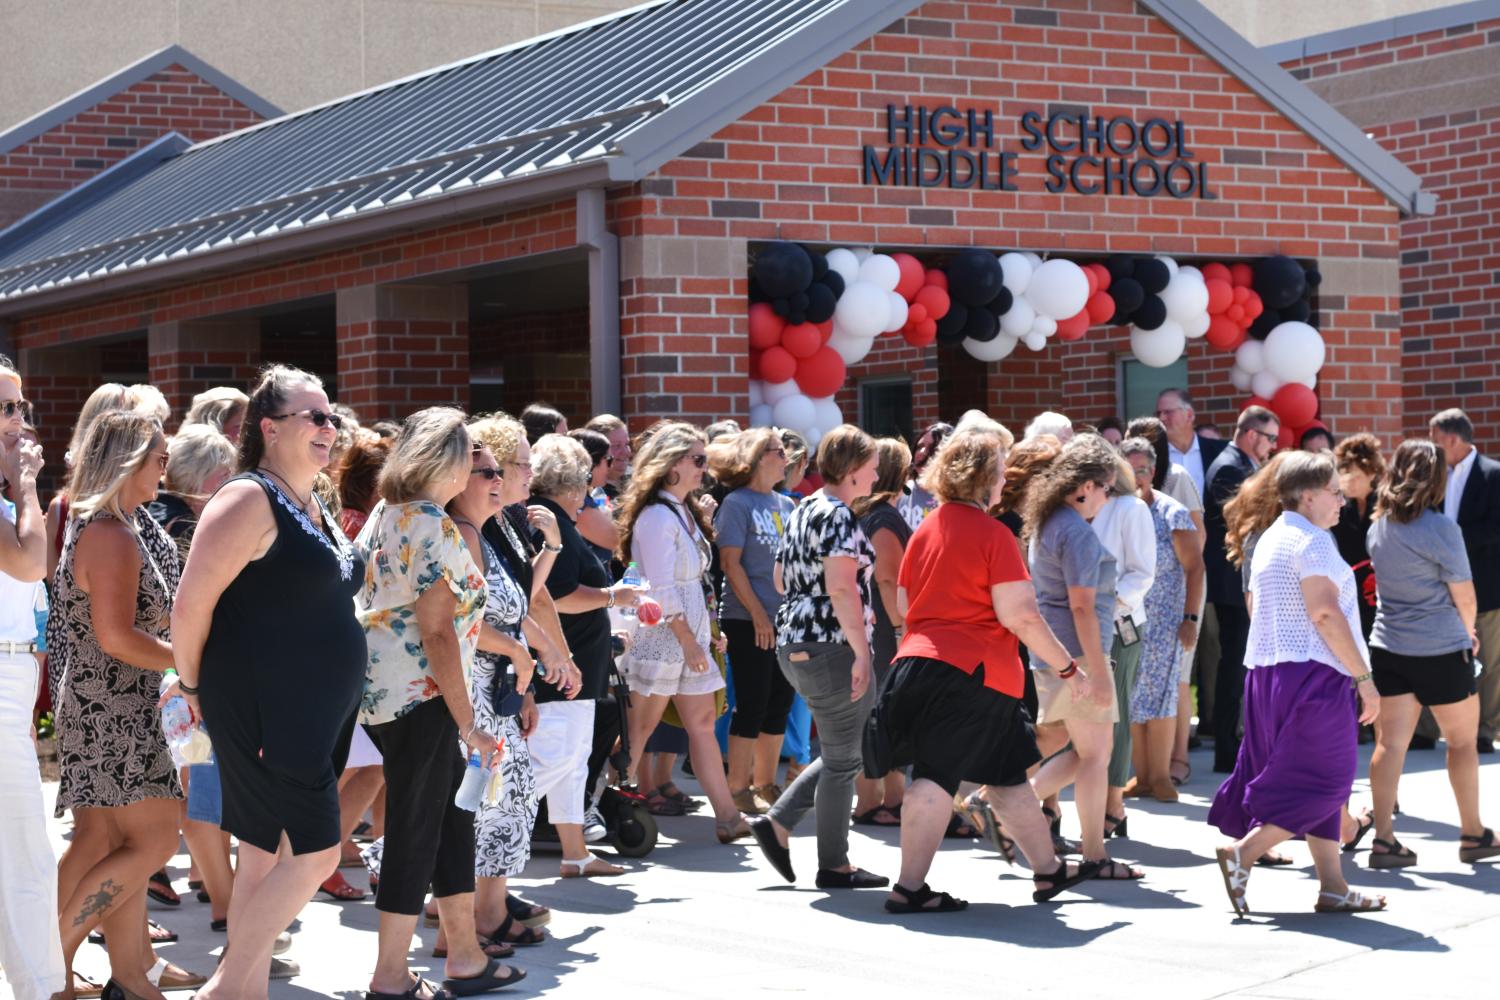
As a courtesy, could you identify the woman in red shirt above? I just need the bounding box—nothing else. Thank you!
[875,418,1102,913]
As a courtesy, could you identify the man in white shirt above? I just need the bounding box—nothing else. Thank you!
[1155,388,1227,500]
[1430,408,1500,753]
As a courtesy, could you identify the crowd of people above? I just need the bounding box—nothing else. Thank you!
[1,363,1497,999]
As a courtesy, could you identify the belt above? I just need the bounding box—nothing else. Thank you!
[0,640,38,654]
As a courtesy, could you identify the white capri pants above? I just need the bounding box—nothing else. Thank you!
[525,700,595,827]
[0,651,66,1000]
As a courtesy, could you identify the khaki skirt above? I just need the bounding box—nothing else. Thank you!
[1033,662,1119,726]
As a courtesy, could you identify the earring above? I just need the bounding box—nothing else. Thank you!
[666,471,681,487]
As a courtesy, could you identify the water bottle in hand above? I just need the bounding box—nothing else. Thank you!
[160,670,213,766]
[619,562,644,619]
[455,751,488,812]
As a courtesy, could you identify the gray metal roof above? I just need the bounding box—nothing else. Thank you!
[1262,0,1500,63]
[0,0,1432,314]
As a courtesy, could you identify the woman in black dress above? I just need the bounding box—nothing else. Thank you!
[1332,433,1385,641]
[171,366,365,999]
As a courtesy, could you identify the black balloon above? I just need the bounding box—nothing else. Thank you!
[1105,255,1137,283]
[964,307,1000,343]
[946,249,1004,308]
[1111,278,1145,315]
[787,310,806,325]
[935,303,969,345]
[1248,308,1280,340]
[819,270,845,299]
[1109,308,1132,327]
[749,277,769,304]
[771,297,791,318]
[988,286,1014,317]
[1305,269,1322,289]
[1136,258,1171,295]
[810,253,829,281]
[791,292,810,311]
[754,242,813,298]
[1134,295,1167,331]
[1253,254,1306,310]
[1281,300,1310,324]
[805,283,836,324]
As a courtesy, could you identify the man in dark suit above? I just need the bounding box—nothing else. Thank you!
[1204,404,1279,772]
[1430,408,1500,753]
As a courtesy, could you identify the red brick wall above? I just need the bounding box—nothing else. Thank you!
[0,64,267,226]
[618,0,1403,442]
[1283,19,1500,450]
[471,308,592,422]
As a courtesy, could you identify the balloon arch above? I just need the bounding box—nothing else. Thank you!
[747,241,1324,448]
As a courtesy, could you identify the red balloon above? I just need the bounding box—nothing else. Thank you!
[924,268,948,291]
[1089,262,1112,292]
[749,348,763,380]
[1205,279,1233,315]
[913,285,951,321]
[1275,423,1297,452]
[794,346,846,398]
[907,303,929,325]
[1245,395,1273,411]
[1226,304,1245,324]
[892,253,926,301]
[918,317,937,338]
[1202,262,1232,284]
[1271,383,1318,428]
[902,322,937,348]
[1231,284,1250,304]
[1055,312,1090,341]
[781,322,822,359]
[817,319,834,343]
[1083,266,1098,299]
[636,598,663,626]
[760,345,798,384]
[1243,291,1264,320]
[1230,262,1254,288]
[1206,315,1243,350]
[749,302,786,350]
[1086,290,1115,325]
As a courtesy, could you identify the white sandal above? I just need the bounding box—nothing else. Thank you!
[1215,844,1251,917]
[1314,888,1387,913]
[561,853,624,878]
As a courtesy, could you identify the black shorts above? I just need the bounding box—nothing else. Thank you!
[1370,646,1476,706]
[878,656,1041,797]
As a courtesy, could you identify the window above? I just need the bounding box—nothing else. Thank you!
[469,376,506,416]
[859,377,912,441]
[1118,355,1188,424]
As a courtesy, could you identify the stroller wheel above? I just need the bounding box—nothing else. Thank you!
[606,795,658,858]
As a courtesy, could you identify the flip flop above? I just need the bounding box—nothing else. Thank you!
[441,957,526,996]
[147,870,181,907]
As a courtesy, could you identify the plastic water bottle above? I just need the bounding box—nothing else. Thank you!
[455,751,488,812]
[619,562,644,618]
[160,670,212,766]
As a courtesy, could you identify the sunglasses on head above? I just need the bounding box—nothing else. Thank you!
[0,399,31,419]
[270,408,343,430]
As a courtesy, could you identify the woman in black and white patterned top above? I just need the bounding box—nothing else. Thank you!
[749,425,885,891]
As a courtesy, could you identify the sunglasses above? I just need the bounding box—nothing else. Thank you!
[687,453,707,468]
[0,399,31,418]
[1248,427,1278,444]
[471,467,502,481]
[270,408,343,430]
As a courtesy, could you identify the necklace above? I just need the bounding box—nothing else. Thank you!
[258,465,313,512]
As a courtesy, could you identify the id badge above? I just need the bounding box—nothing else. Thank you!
[1116,616,1140,647]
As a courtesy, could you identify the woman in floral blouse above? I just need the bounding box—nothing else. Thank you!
[356,407,521,1000]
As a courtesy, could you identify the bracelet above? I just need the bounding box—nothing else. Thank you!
[1057,659,1079,679]
[177,679,199,695]
[605,587,617,609]
[1351,671,1373,684]
[543,541,563,554]
[1183,613,1200,623]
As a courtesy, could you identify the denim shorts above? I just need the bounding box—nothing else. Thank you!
[186,760,223,825]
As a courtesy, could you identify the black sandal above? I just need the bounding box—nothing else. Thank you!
[964,794,1016,865]
[1460,828,1500,863]
[366,974,452,1000]
[1368,836,1417,869]
[851,806,901,826]
[883,882,967,913]
[442,957,525,996]
[1341,807,1375,852]
[943,811,979,839]
[489,914,545,947]
[1103,813,1128,840]
[1032,859,1101,902]
[146,870,180,907]
[1255,851,1296,868]
[1042,805,1079,856]
[504,894,551,928]
[1090,858,1144,880]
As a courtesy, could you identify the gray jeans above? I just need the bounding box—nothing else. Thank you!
[766,641,874,872]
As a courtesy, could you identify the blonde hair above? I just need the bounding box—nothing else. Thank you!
[586,413,625,436]
[1224,452,1293,567]
[164,425,236,497]
[68,411,162,524]
[617,421,712,562]
[998,434,1061,516]
[184,387,249,435]
[468,414,526,466]
[530,434,592,497]
[378,407,470,504]
[921,426,1011,506]
[853,436,912,515]
[128,384,171,425]
[709,427,780,492]
[816,424,877,485]
[67,383,134,467]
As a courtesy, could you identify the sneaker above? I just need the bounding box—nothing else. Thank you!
[732,788,766,815]
[583,807,608,843]
[269,957,300,980]
[274,930,293,956]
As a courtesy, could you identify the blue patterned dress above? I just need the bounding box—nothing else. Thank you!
[1131,492,1195,723]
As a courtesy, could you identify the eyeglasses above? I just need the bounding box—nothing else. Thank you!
[0,399,31,418]
[270,408,343,430]
[471,468,502,481]
[766,447,787,459]
[505,460,532,472]
[1248,427,1278,444]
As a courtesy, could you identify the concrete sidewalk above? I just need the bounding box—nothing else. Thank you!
[23,739,1500,1000]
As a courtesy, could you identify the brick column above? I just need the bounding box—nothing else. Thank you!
[148,317,262,425]
[18,344,103,495]
[335,283,469,419]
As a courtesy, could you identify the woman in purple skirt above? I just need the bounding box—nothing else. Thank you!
[1208,451,1385,916]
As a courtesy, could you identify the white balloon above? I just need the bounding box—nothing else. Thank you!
[852,247,873,262]
[963,334,1018,362]
[1294,373,1317,390]
[749,403,774,428]
[883,291,908,333]
[748,380,765,408]
[1025,259,1091,320]
[1228,365,1253,391]
[1162,270,1210,323]
[824,248,860,288]
[1130,321,1186,367]
[828,328,874,365]
[1235,339,1266,375]
[806,427,824,449]
[999,297,1036,337]
[1022,251,1043,269]
[998,252,1033,296]
[1251,371,1284,399]
[859,254,901,293]
[1023,331,1048,351]
[763,378,800,405]
[811,397,843,435]
[1156,255,1179,277]
[1032,315,1057,337]
[772,393,816,434]
[1179,265,1203,284]
[834,281,889,340]
[1263,321,1325,383]
[1182,311,1212,339]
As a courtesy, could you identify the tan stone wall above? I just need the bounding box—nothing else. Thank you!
[0,0,639,131]
[1199,0,1460,46]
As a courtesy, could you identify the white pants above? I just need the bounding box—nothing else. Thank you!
[525,700,594,826]
[0,651,65,1000]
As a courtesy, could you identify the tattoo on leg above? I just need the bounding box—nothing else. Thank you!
[73,879,123,926]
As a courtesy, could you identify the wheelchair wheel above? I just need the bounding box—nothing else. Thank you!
[606,795,658,858]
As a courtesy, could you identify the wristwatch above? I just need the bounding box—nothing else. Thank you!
[1183,613,1200,623]
[543,541,564,554]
